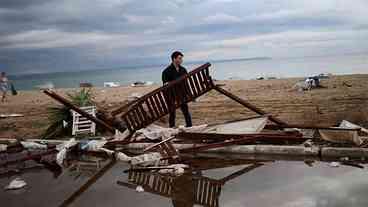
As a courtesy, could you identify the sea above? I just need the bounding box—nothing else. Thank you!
[9,53,368,91]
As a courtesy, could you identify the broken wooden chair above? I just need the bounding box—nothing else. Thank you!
[71,106,97,136]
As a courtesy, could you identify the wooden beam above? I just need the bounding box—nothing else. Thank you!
[213,85,287,126]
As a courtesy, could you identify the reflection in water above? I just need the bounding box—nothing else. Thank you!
[0,148,108,180]
[3,150,368,207]
[118,157,265,207]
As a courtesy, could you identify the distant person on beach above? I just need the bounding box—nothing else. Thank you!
[0,72,9,102]
[162,51,192,128]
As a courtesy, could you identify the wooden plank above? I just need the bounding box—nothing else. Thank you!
[197,69,207,90]
[144,99,156,121]
[152,94,164,116]
[128,111,139,129]
[188,76,198,97]
[148,96,160,119]
[157,92,169,114]
[134,107,145,129]
[192,73,202,94]
[123,117,133,132]
[202,180,208,204]
[138,105,149,125]
[214,85,287,126]
[200,69,210,90]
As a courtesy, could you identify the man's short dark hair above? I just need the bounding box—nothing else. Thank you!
[171,51,184,61]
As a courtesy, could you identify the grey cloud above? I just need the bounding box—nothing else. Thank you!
[0,0,49,9]
[0,0,367,74]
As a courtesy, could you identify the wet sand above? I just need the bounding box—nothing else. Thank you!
[0,74,367,139]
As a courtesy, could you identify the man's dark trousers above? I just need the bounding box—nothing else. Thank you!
[169,103,192,128]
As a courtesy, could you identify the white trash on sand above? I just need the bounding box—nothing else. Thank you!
[20,141,48,150]
[132,124,208,141]
[133,124,178,141]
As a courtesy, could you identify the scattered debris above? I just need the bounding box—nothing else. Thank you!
[204,116,268,134]
[303,139,313,147]
[36,82,54,90]
[127,93,142,102]
[56,138,78,167]
[293,81,310,92]
[342,82,352,87]
[329,162,340,168]
[0,144,7,152]
[132,124,207,141]
[135,185,144,192]
[0,114,24,119]
[71,106,97,136]
[130,152,162,166]
[4,177,27,190]
[103,82,120,88]
[20,141,48,150]
[80,140,107,151]
[158,164,188,176]
[130,81,153,87]
[319,126,362,146]
[340,120,368,134]
[33,62,368,207]
[340,157,349,161]
[304,160,315,167]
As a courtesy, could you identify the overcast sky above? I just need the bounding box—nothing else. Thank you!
[0,0,367,74]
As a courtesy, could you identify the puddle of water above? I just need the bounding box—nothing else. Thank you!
[1,153,368,207]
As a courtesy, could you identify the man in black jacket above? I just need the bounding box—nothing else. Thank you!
[162,51,192,128]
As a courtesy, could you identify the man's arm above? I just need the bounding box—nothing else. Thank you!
[162,70,169,85]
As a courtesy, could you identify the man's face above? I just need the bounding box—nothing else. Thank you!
[173,55,183,65]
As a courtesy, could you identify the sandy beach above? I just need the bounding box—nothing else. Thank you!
[1,74,367,139]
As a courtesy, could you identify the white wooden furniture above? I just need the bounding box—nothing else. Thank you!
[72,106,96,136]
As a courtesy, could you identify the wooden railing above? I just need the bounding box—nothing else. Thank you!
[115,63,213,134]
